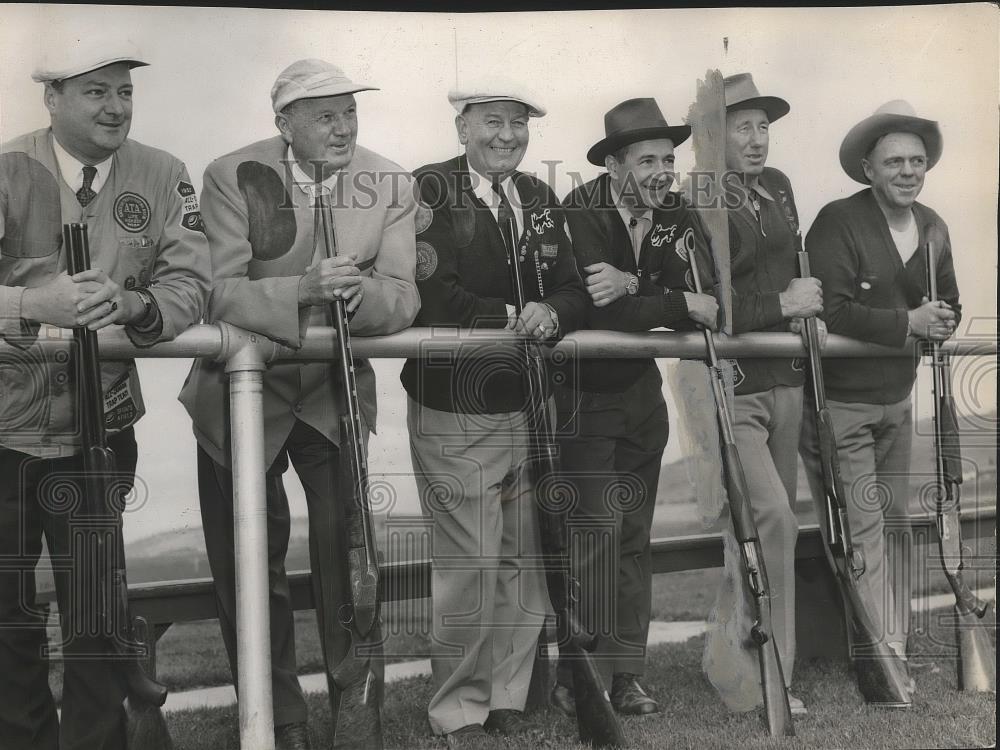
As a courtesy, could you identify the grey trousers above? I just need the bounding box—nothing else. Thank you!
[799,395,913,651]
[731,384,803,685]
[407,398,548,735]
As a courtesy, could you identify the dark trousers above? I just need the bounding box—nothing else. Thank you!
[553,368,669,689]
[198,419,379,729]
[0,429,136,750]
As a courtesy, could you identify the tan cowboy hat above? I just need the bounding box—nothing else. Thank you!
[587,98,691,166]
[723,73,789,123]
[839,100,942,184]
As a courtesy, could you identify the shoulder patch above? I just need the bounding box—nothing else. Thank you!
[674,226,695,262]
[114,192,151,233]
[414,200,434,235]
[176,180,204,234]
[415,240,438,281]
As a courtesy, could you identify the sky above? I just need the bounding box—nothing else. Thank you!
[1,4,997,543]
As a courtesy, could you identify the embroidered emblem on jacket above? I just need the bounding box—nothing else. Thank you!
[414,200,434,235]
[530,209,554,236]
[673,227,696,261]
[416,241,438,281]
[114,192,151,233]
[649,222,678,248]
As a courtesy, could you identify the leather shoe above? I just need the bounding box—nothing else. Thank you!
[550,682,576,717]
[445,723,488,749]
[483,709,542,735]
[611,673,661,715]
[275,721,312,750]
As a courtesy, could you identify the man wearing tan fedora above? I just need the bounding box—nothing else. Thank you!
[180,58,419,750]
[802,101,959,676]
[552,98,720,717]
[702,73,823,716]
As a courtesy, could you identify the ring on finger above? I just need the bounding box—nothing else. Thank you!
[110,301,118,312]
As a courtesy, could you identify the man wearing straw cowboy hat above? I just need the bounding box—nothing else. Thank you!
[802,101,959,674]
[0,37,209,750]
[180,59,418,750]
[550,97,719,718]
[702,73,824,717]
[401,78,587,748]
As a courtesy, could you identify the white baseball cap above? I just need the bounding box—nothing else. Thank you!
[32,38,148,83]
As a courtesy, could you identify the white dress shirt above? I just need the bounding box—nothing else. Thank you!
[469,167,524,239]
[52,133,113,195]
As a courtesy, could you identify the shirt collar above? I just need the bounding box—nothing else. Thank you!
[468,164,519,209]
[609,180,652,228]
[51,132,113,194]
[287,146,341,200]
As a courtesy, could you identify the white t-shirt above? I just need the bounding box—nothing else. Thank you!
[889,211,919,264]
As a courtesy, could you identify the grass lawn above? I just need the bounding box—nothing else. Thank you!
[163,616,996,750]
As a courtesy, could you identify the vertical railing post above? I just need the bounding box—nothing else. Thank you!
[221,323,276,750]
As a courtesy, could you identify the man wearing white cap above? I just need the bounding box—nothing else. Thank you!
[400,80,587,747]
[702,73,822,717]
[0,40,209,749]
[180,59,418,749]
[802,101,959,673]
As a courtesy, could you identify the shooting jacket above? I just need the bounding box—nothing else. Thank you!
[0,128,210,456]
[806,188,961,404]
[561,173,716,393]
[180,136,418,468]
[400,155,588,414]
[728,167,805,396]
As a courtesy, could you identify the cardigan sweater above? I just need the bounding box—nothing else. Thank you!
[561,173,715,393]
[806,189,960,404]
[400,155,588,414]
[728,167,805,396]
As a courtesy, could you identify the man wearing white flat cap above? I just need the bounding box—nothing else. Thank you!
[180,58,418,750]
[802,101,959,676]
[401,79,587,747]
[0,38,209,750]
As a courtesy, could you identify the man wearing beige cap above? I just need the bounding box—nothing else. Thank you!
[701,73,822,717]
[180,59,418,750]
[802,101,959,677]
[0,40,209,750]
[551,97,719,718]
[400,80,587,747]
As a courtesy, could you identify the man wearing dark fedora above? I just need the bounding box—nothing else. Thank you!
[552,97,720,717]
[702,73,823,716]
[802,101,959,672]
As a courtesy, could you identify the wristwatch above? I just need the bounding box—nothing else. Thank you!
[625,273,639,296]
[133,288,155,325]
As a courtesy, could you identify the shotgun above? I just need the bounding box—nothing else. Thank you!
[797,248,912,707]
[316,200,385,748]
[63,223,171,749]
[924,234,995,693]
[500,215,625,748]
[686,247,794,737]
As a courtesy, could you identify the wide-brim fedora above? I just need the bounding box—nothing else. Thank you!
[723,73,789,123]
[587,98,691,166]
[839,100,942,184]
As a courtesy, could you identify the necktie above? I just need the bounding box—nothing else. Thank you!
[492,180,518,255]
[77,165,97,207]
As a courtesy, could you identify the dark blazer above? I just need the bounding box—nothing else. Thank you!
[400,155,588,413]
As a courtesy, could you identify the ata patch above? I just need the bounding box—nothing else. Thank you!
[415,240,438,281]
[673,227,696,262]
[114,192,151,233]
[414,200,434,235]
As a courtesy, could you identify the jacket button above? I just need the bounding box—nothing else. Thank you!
[294,403,303,413]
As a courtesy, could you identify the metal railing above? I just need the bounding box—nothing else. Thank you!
[57,323,997,749]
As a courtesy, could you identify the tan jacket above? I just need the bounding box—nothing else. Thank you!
[179,136,418,467]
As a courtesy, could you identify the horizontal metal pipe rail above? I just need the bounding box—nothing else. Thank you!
[31,323,999,360]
